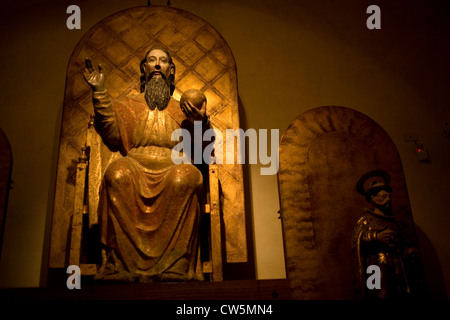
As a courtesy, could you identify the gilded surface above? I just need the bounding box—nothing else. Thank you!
[49,6,247,271]
[88,82,206,281]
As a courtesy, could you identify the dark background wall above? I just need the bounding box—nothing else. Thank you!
[0,0,448,299]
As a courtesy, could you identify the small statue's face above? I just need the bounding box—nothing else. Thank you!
[371,189,392,212]
[143,49,173,80]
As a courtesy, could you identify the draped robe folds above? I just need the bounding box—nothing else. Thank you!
[92,90,205,282]
[351,209,409,299]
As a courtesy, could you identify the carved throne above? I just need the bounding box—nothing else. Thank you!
[48,6,247,283]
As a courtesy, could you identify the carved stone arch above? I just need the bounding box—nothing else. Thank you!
[49,5,247,270]
[278,106,424,299]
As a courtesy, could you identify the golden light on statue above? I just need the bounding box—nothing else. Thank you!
[180,89,207,111]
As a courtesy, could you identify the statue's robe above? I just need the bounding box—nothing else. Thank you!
[92,90,205,282]
[351,209,410,299]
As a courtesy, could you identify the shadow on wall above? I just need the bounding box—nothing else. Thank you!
[0,128,13,261]
[415,225,448,299]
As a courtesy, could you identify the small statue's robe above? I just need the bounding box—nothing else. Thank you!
[92,90,205,282]
[351,209,410,299]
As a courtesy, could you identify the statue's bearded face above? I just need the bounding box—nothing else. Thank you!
[142,49,174,110]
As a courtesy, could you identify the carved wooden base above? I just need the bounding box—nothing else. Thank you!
[0,279,291,300]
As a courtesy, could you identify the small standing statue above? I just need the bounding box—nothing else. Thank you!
[352,170,419,299]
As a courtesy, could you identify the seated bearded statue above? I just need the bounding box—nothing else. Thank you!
[83,47,209,282]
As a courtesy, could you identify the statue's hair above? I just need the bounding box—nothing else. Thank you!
[140,46,176,94]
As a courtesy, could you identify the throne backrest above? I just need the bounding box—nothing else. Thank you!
[49,5,247,270]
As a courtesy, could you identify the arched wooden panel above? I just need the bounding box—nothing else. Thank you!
[278,106,424,299]
[49,5,247,269]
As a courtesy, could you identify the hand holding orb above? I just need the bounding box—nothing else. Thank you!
[180,89,207,122]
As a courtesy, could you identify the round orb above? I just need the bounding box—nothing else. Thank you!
[180,89,207,110]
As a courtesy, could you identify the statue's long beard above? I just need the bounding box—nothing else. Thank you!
[145,76,171,111]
